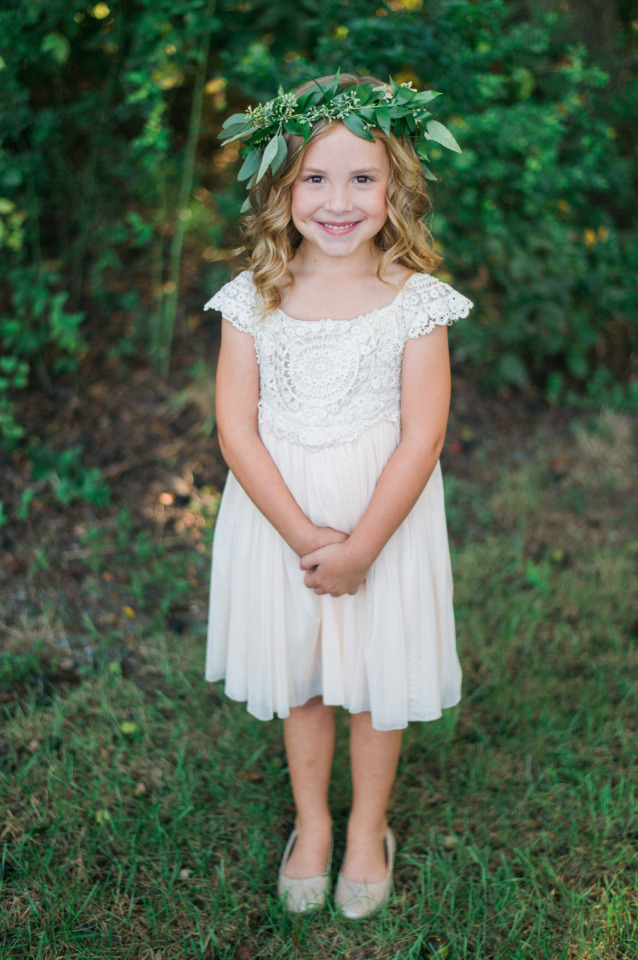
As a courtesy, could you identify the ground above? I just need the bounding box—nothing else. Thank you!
[1,307,637,960]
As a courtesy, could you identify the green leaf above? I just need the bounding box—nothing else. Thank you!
[221,128,257,147]
[374,106,391,137]
[41,33,70,66]
[342,113,376,142]
[238,150,261,182]
[498,353,529,388]
[297,86,325,109]
[425,120,462,153]
[396,86,417,105]
[270,134,288,175]
[415,136,430,159]
[219,121,253,141]
[221,113,248,130]
[284,118,310,137]
[256,136,279,183]
[240,196,252,214]
[350,83,374,105]
[327,67,341,96]
[420,163,438,181]
[413,90,442,106]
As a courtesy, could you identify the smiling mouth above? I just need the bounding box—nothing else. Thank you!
[317,221,361,233]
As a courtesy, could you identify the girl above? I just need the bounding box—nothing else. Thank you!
[205,73,473,919]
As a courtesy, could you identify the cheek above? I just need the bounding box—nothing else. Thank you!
[291,184,312,220]
[368,184,388,218]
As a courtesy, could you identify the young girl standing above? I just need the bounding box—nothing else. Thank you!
[205,72,473,919]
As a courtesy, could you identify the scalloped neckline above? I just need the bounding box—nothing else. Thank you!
[276,272,422,325]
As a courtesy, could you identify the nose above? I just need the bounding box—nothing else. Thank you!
[324,181,353,214]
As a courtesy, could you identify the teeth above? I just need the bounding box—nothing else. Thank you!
[322,223,356,232]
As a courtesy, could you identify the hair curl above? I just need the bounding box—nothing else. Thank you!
[239,73,443,315]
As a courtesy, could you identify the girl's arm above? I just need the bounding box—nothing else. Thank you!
[216,318,347,557]
[300,324,451,595]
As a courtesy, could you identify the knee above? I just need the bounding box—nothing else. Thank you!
[302,694,325,710]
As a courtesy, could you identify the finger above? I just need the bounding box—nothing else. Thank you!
[300,550,320,570]
[304,570,319,588]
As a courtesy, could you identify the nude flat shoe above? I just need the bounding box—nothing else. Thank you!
[334,828,396,920]
[277,829,332,914]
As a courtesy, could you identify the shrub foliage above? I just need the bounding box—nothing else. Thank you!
[0,0,636,445]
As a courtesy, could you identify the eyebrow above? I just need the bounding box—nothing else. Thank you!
[300,167,385,176]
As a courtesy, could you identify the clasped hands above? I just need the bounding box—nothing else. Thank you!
[298,526,370,598]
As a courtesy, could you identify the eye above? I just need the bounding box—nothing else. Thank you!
[302,175,324,184]
[354,175,373,184]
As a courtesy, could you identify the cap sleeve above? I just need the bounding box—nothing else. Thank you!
[402,273,473,340]
[203,270,259,334]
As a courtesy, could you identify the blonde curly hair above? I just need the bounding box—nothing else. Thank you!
[239,73,443,315]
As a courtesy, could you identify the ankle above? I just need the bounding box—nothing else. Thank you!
[346,816,388,843]
[294,813,333,836]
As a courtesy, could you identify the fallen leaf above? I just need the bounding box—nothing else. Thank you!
[122,605,136,619]
[120,721,137,736]
[423,936,450,958]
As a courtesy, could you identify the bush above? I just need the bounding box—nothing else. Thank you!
[0,0,636,449]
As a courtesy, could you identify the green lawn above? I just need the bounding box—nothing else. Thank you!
[1,409,636,959]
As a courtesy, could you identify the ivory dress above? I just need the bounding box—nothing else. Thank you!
[204,270,473,731]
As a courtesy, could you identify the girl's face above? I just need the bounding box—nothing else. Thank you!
[291,123,390,264]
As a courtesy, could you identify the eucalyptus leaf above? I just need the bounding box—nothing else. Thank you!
[221,126,256,148]
[238,150,261,182]
[221,113,248,130]
[240,196,252,213]
[270,134,288,175]
[426,120,462,153]
[220,121,254,141]
[256,136,279,183]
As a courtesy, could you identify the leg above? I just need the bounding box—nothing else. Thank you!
[343,712,402,882]
[282,695,335,878]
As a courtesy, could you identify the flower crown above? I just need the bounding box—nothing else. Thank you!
[219,72,462,210]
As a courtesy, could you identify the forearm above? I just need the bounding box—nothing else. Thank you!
[219,425,316,556]
[347,434,443,568]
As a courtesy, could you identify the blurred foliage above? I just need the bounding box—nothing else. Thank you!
[0,0,637,451]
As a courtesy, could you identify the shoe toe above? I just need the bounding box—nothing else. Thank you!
[277,829,332,914]
[334,828,396,920]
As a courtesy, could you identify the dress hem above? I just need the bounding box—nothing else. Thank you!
[205,674,462,731]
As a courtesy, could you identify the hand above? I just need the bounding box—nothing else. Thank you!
[295,525,348,558]
[300,540,370,598]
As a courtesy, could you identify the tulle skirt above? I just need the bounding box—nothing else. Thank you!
[205,420,461,731]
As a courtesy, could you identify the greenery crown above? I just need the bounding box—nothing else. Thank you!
[219,71,462,209]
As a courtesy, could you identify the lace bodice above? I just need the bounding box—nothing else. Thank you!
[204,270,473,451]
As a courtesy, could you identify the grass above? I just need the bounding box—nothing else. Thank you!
[1,409,637,959]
